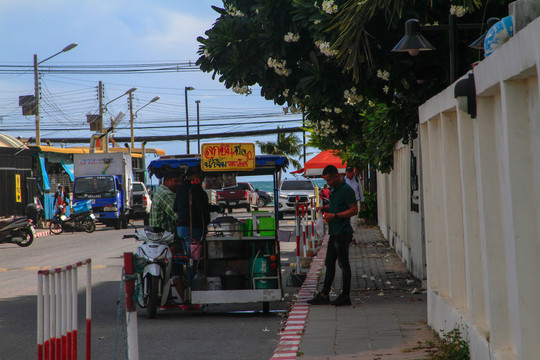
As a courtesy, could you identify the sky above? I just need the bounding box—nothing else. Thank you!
[0,0,316,182]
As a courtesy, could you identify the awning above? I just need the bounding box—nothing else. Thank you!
[303,150,347,177]
[148,155,289,178]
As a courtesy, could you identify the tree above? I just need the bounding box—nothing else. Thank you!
[256,127,303,170]
[197,0,509,172]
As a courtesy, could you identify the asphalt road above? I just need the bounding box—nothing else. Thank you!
[0,215,302,359]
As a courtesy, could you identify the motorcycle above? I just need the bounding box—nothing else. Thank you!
[0,216,35,247]
[123,226,187,319]
[49,205,96,234]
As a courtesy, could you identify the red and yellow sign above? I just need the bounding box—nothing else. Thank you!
[201,143,255,171]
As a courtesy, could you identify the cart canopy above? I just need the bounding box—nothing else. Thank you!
[148,155,289,179]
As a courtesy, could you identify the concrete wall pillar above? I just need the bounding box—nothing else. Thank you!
[474,95,512,354]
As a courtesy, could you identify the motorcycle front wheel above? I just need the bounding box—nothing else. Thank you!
[14,227,34,247]
[83,219,96,233]
[49,221,63,235]
[146,275,160,319]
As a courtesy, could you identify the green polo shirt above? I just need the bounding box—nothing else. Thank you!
[327,181,356,236]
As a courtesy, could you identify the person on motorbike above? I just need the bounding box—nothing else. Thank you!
[149,175,184,301]
[53,184,69,215]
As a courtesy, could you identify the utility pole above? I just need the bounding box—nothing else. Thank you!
[196,100,201,154]
[98,81,104,133]
[33,55,40,146]
[129,91,135,149]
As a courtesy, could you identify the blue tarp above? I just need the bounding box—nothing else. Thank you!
[39,155,50,191]
[61,160,74,181]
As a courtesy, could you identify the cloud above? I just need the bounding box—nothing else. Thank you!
[136,9,213,59]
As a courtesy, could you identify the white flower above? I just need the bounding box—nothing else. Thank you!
[232,85,252,96]
[203,49,211,58]
[267,57,292,77]
[226,5,245,17]
[450,5,468,18]
[334,107,342,114]
[383,85,389,94]
[376,69,390,81]
[315,40,338,57]
[344,87,363,105]
[322,107,332,113]
[284,32,300,43]
[314,20,321,24]
[322,0,338,14]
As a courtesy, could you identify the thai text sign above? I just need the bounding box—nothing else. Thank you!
[201,143,255,171]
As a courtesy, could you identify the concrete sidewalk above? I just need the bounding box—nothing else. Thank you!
[272,225,435,360]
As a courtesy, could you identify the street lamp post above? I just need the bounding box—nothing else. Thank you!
[34,43,78,146]
[195,100,201,154]
[184,86,194,154]
[132,96,160,148]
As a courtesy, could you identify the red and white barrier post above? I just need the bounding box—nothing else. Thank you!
[37,259,92,360]
[124,253,139,360]
[295,197,301,274]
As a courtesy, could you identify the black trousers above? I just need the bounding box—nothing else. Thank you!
[321,233,353,296]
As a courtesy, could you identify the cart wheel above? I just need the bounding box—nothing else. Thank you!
[262,301,269,314]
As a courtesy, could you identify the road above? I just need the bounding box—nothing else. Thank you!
[0,215,302,359]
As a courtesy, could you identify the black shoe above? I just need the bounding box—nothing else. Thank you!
[330,294,351,306]
[307,293,330,305]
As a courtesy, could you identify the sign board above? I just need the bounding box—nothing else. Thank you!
[15,174,21,202]
[201,143,255,171]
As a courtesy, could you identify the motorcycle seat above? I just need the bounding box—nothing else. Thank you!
[0,216,26,228]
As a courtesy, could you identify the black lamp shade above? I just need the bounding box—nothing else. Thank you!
[392,19,436,53]
[469,17,500,50]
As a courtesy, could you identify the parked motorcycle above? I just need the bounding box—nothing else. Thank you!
[123,226,186,319]
[49,205,96,234]
[0,216,35,247]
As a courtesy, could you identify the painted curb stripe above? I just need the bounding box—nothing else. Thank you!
[271,237,329,360]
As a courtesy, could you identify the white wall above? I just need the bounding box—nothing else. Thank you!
[377,138,426,281]
[414,14,540,360]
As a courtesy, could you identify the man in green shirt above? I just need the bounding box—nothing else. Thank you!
[307,165,358,306]
[149,175,184,301]
[149,175,182,233]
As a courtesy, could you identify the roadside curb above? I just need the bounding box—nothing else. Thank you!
[35,230,51,238]
[270,238,327,360]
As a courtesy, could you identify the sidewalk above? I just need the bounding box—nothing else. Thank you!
[272,224,435,360]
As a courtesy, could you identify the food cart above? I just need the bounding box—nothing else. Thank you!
[147,148,288,313]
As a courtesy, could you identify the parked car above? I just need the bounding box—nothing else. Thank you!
[255,189,273,207]
[278,178,316,219]
[216,182,259,212]
[130,181,151,224]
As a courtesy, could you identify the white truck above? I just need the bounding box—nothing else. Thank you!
[72,152,133,229]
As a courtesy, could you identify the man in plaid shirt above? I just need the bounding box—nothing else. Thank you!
[149,175,182,233]
[149,174,183,301]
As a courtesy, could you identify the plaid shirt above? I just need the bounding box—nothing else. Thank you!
[149,184,177,233]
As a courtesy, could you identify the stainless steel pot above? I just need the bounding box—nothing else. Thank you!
[209,216,240,237]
